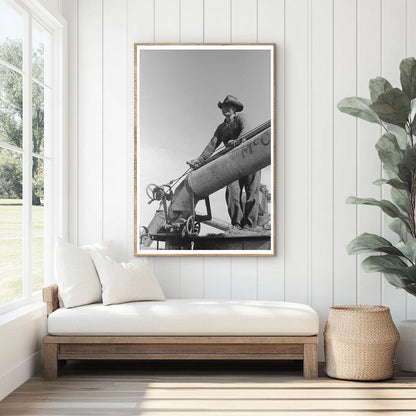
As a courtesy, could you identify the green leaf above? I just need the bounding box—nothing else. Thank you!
[391,187,409,213]
[403,146,416,172]
[337,97,382,125]
[389,217,410,241]
[400,57,416,100]
[375,132,404,173]
[383,271,412,288]
[397,240,416,263]
[373,178,388,186]
[361,255,415,288]
[387,179,410,191]
[403,265,416,282]
[398,161,412,185]
[347,233,404,256]
[346,196,405,219]
[369,77,393,102]
[394,130,410,150]
[404,283,416,296]
[370,88,410,128]
[410,98,416,124]
[384,166,399,180]
[411,99,416,132]
[374,177,409,191]
[362,254,408,272]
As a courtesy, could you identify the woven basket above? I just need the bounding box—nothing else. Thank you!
[324,305,399,381]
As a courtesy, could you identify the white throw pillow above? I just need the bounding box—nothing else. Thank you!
[81,240,115,259]
[90,252,165,306]
[54,239,114,308]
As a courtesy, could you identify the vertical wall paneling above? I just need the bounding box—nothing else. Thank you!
[407,0,416,319]
[154,0,180,43]
[333,0,357,305]
[356,0,382,305]
[229,0,258,300]
[310,0,333,358]
[284,0,309,303]
[231,257,258,299]
[178,0,205,297]
[407,0,416,63]
[257,0,285,301]
[127,0,154,43]
[65,0,414,333]
[203,0,232,298]
[180,258,204,298]
[204,0,231,43]
[381,0,407,322]
[152,0,181,297]
[77,0,103,245]
[382,0,406,88]
[61,0,77,245]
[103,0,128,260]
[127,0,154,259]
[153,258,181,298]
[230,0,257,42]
[204,258,231,298]
[180,0,203,42]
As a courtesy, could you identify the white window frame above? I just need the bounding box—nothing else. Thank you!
[0,0,67,315]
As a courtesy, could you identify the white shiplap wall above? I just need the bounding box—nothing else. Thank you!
[61,0,416,356]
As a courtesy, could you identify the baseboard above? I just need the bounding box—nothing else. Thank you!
[0,351,42,401]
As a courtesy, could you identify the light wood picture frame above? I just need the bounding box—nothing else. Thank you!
[134,44,276,256]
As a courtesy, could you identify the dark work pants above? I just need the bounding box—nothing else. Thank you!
[225,170,261,228]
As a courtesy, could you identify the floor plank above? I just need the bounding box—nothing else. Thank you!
[1,361,416,415]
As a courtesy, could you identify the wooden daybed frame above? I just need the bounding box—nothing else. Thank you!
[42,285,319,379]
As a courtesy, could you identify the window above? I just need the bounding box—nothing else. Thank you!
[0,0,66,312]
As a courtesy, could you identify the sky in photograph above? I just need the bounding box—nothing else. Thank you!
[138,47,273,233]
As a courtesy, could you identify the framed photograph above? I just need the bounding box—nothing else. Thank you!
[134,44,275,256]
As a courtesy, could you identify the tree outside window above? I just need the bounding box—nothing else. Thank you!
[0,38,45,205]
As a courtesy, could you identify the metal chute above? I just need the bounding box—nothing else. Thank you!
[140,121,272,249]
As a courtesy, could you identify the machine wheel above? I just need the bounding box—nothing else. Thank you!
[185,216,200,237]
[146,184,159,200]
[146,184,173,203]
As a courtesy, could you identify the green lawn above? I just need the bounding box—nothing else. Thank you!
[0,199,44,305]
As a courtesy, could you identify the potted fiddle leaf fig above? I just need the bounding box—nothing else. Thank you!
[337,57,416,371]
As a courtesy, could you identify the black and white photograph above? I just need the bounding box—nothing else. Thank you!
[134,44,275,256]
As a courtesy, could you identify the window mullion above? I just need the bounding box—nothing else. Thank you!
[0,58,25,77]
[22,10,32,298]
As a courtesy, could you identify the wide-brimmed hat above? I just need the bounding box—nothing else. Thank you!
[217,95,244,112]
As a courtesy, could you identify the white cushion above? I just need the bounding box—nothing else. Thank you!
[81,240,115,259]
[54,239,114,308]
[47,299,319,336]
[90,253,165,306]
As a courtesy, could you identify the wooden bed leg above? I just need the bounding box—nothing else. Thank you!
[303,343,318,379]
[44,343,59,379]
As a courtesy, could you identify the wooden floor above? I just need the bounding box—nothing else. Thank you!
[1,360,416,415]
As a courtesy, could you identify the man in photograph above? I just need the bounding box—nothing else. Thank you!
[187,95,261,231]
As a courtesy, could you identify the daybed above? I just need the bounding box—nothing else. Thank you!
[42,284,319,379]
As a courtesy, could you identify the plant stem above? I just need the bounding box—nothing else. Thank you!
[409,123,416,238]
